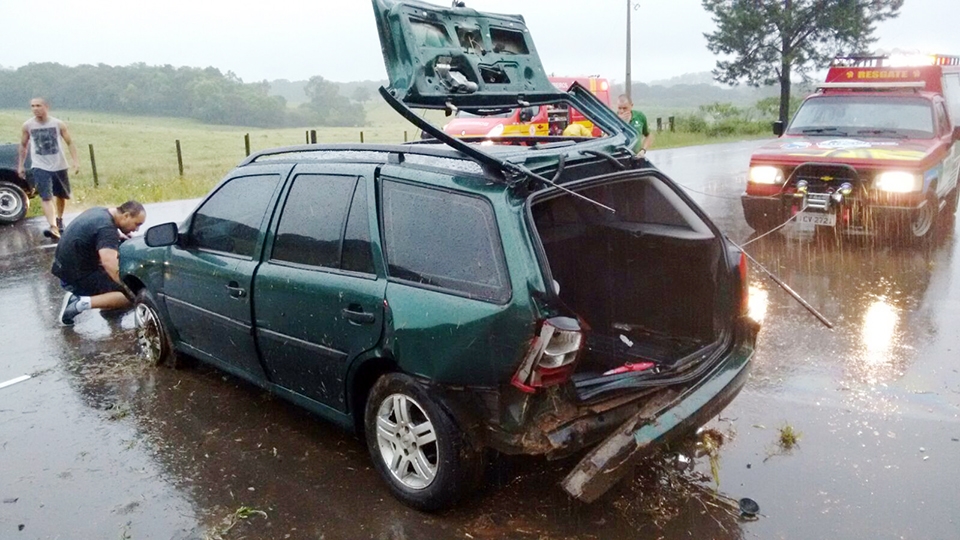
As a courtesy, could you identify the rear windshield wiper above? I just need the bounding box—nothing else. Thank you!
[856,129,908,139]
[800,127,847,136]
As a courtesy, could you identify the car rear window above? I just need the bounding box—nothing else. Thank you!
[382,180,510,303]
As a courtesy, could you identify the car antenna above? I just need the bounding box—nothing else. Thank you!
[726,236,834,329]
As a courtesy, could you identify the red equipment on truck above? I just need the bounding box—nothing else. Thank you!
[441,76,611,138]
[742,54,960,241]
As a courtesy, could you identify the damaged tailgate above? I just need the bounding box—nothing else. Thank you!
[561,330,755,502]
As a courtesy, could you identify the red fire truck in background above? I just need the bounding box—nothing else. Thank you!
[742,54,960,242]
[441,76,611,138]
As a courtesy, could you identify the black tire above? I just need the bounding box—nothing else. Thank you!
[364,373,482,512]
[134,289,178,368]
[0,180,29,224]
[906,191,940,244]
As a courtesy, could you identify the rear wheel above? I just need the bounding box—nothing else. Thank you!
[134,289,178,367]
[0,181,28,224]
[364,373,482,511]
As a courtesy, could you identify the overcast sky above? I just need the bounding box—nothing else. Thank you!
[4,0,958,85]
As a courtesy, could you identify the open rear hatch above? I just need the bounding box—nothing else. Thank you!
[530,172,736,398]
[528,171,752,501]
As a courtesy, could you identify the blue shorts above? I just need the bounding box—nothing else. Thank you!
[33,168,71,201]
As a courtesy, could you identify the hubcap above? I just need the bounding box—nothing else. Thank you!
[134,303,163,364]
[912,200,936,237]
[375,394,438,490]
[0,188,23,217]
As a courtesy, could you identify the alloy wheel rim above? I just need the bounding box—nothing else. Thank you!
[375,393,439,490]
[134,303,163,364]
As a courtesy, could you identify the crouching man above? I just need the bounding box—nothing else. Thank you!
[53,201,146,326]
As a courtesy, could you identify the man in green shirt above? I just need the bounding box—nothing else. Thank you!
[616,95,654,158]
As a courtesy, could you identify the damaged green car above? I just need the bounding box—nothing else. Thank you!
[120,0,758,511]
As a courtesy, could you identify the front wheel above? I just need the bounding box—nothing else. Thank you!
[364,373,482,512]
[134,289,178,367]
[907,191,940,243]
[0,181,29,224]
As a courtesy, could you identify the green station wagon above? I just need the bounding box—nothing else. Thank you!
[120,0,759,511]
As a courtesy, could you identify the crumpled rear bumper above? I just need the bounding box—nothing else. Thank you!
[560,317,757,502]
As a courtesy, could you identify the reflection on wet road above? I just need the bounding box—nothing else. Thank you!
[2,145,959,539]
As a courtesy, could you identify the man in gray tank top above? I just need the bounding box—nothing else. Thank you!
[17,97,80,240]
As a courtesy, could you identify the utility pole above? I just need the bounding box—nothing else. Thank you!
[625,0,632,101]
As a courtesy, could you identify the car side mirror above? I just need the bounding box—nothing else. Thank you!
[953,126,960,142]
[145,222,179,247]
[772,121,785,136]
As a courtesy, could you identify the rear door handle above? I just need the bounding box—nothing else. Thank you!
[225,281,246,298]
[342,307,375,325]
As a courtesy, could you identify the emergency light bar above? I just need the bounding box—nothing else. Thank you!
[832,54,960,68]
[817,82,926,90]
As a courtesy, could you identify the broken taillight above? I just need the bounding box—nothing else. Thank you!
[511,317,583,393]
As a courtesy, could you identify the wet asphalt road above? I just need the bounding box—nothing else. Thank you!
[2,140,959,540]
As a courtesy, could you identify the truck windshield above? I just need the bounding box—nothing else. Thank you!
[788,95,935,139]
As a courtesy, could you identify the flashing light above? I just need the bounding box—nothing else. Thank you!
[600,81,609,91]
[875,171,922,193]
[749,166,784,185]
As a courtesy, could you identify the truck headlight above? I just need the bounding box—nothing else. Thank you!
[875,171,922,193]
[749,166,784,184]
[486,124,505,137]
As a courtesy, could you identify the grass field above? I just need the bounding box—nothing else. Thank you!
[2,103,763,217]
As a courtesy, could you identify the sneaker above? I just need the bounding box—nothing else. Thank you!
[43,226,61,240]
[56,217,64,233]
[58,293,80,326]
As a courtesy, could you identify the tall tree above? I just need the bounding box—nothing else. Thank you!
[702,0,903,125]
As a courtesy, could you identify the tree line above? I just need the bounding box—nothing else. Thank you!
[0,63,365,128]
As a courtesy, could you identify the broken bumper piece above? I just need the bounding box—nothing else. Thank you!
[561,334,754,503]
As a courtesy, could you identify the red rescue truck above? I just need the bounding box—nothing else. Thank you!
[742,54,960,241]
[441,76,611,138]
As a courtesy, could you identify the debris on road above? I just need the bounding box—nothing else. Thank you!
[0,375,31,390]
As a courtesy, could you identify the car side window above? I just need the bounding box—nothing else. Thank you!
[190,174,280,257]
[341,179,375,275]
[382,179,510,303]
[272,174,357,269]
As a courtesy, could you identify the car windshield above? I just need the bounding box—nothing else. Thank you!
[787,95,935,138]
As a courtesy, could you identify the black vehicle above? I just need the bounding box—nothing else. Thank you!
[0,143,33,224]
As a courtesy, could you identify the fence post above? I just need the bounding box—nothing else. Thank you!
[88,144,99,188]
[175,140,184,177]
[310,130,317,144]
[668,116,675,132]
[360,131,365,143]
[244,133,251,156]
[656,117,662,132]
[404,130,408,143]
[305,130,309,144]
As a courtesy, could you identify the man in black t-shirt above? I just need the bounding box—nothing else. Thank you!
[52,200,146,326]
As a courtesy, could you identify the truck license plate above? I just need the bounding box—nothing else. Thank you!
[797,212,837,227]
